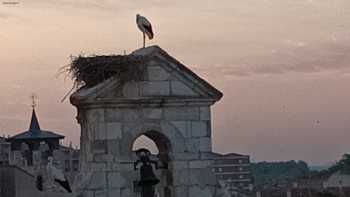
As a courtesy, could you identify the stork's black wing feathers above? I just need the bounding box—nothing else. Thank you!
[143,24,154,39]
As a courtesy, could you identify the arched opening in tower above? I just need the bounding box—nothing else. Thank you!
[132,135,159,155]
[131,130,173,197]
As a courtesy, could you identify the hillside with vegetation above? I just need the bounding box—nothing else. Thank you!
[312,153,350,178]
[252,154,350,186]
[252,160,310,186]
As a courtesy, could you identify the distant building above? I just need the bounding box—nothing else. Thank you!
[0,138,10,166]
[57,144,80,183]
[211,153,253,195]
[0,166,45,197]
[0,106,80,182]
[8,108,64,167]
[324,171,350,188]
[254,171,350,197]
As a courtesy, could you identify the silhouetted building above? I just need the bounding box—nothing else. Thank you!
[57,144,80,183]
[0,138,10,166]
[8,108,64,166]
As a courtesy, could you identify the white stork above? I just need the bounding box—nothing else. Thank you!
[46,156,72,193]
[136,14,154,48]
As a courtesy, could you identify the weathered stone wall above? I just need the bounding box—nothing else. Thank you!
[121,63,200,98]
[76,105,219,197]
[71,46,225,197]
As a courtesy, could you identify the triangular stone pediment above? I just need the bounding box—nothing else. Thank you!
[70,46,222,105]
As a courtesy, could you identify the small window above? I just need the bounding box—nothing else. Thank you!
[73,160,79,171]
[65,160,70,171]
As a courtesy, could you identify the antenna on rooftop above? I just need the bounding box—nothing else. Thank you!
[31,93,37,109]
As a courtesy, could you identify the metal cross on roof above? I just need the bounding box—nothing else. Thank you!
[31,93,37,109]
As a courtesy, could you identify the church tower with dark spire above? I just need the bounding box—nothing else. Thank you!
[29,108,41,133]
[8,96,64,165]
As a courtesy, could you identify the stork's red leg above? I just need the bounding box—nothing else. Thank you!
[143,33,146,48]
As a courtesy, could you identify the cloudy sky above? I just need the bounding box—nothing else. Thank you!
[1,0,350,164]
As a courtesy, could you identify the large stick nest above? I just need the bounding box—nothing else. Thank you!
[60,54,148,102]
[65,54,148,88]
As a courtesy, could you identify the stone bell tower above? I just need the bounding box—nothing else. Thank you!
[70,46,224,197]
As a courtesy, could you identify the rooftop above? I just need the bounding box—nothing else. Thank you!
[70,45,223,104]
[10,109,64,140]
[212,152,250,158]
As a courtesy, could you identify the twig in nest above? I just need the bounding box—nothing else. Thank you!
[59,53,148,102]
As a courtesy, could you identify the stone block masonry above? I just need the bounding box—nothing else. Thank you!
[70,46,224,197]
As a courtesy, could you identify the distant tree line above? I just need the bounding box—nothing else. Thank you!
[314,153,350,177]
[251,160,309,186]
[251,153,350,186]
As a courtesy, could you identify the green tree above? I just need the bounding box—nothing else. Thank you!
[330,153,350,174]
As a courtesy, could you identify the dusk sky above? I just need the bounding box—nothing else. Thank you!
[1,0,350,165]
